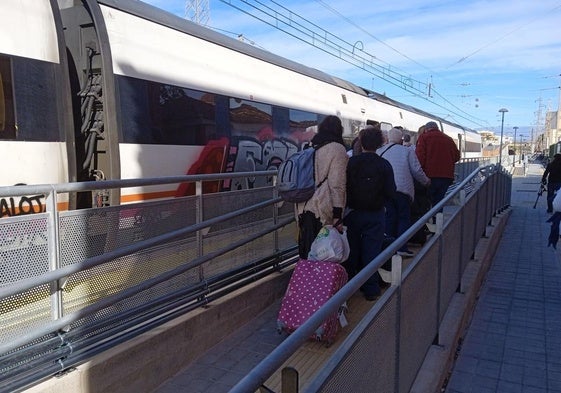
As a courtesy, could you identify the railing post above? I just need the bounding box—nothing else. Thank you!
[458,192,466,290]
[281,367,299,393]
[46,187,63,320]
[196,180,205,282]
[392,253,403,392]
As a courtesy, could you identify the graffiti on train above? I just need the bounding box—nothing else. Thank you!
[178,136,303,196]
[1,189,45,217]
[224,137,300,191]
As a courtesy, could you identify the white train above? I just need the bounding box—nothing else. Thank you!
[0,0,482,215]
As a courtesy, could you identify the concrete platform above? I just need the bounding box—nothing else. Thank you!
[444,162,561,393]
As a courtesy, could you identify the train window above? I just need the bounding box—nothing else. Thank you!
[229,98,272,139]
[10,56,60,141]
[380,122,392,131]
[289,109,318,139]
[0,55,16,139]
[118,77,219,145]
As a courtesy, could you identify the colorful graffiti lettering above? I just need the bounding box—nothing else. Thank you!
[225,138,298,190]
[176,135,306,195]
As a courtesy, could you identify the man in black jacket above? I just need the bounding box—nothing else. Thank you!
[542,153,561,213]
[344,127,396,300]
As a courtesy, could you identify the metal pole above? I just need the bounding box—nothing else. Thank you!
[513,126,518,167]
[498,108,508,167]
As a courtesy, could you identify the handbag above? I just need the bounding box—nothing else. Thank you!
[308,225,350,263]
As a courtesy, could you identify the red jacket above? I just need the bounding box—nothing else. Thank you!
[416,130,460,179]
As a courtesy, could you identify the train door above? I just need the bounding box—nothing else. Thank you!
[59,1,121,208]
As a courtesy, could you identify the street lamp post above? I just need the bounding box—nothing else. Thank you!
[519,134,524,163]
[513,126,518,167]
[498,108,508,167]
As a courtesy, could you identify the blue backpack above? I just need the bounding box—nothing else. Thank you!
[277,147,326,203]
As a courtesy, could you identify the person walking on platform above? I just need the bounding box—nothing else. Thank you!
[377,128,430,257]
[415,121,460,207]
[344,127,396,300]
[296,115,348,258]
[542,153,561,213]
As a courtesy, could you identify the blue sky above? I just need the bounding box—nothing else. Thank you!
[143,0,560,140]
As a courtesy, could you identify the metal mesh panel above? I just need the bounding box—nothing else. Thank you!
[0,284,52,347]
[202,187,285,232]
[462,195,478,267]
[201,214,295,278]
[318,295,398,393]
[482,175,493,219]
[0,214,50,284]
[476,181,489,239]
[0,215,53,348]
[67,264,200,337]
[62,238,198,315]
[59,197,197,265]
[440,214,462,322]
[481,175,499,217]
[399,243,439,393]
[199,188,296,278]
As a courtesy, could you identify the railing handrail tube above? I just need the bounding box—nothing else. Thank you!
[0,171,278,198]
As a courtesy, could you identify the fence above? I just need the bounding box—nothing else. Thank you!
[0,161,508,392]
[0,171,296,392]
[230,164,512,393]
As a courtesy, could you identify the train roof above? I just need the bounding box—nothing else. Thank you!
[365,89,478,134]
[85,0,477,135]
[92,0,368,97]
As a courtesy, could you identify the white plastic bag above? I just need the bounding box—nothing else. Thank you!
[308,225,350,263]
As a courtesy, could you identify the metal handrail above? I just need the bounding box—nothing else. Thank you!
[229,164,506,393]
[0,170,287,391]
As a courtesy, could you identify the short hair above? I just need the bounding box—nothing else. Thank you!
[388,127,403,143]
[425,121,439,131]
[360,127,384,151]
[366,119,380,127]
[403,133,411,143]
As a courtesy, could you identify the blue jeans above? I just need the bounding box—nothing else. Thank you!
[547,182,561,212]
[344,209,385,297]
[429,177,454,207]
[385,192,411,251]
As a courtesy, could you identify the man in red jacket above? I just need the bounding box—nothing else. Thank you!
[415,121,460,207]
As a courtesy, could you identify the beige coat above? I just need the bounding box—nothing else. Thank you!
[296,142,348,225]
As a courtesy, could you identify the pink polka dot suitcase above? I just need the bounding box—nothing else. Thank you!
[277,259,348,344]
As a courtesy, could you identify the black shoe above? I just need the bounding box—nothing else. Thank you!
[364,294,380,301]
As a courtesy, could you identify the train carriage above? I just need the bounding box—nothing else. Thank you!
[0,0,482,217]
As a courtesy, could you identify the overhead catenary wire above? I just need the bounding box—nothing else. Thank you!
[218,0,490,128]
[447,3,561,69]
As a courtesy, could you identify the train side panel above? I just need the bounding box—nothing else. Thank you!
[0,0,74,216]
